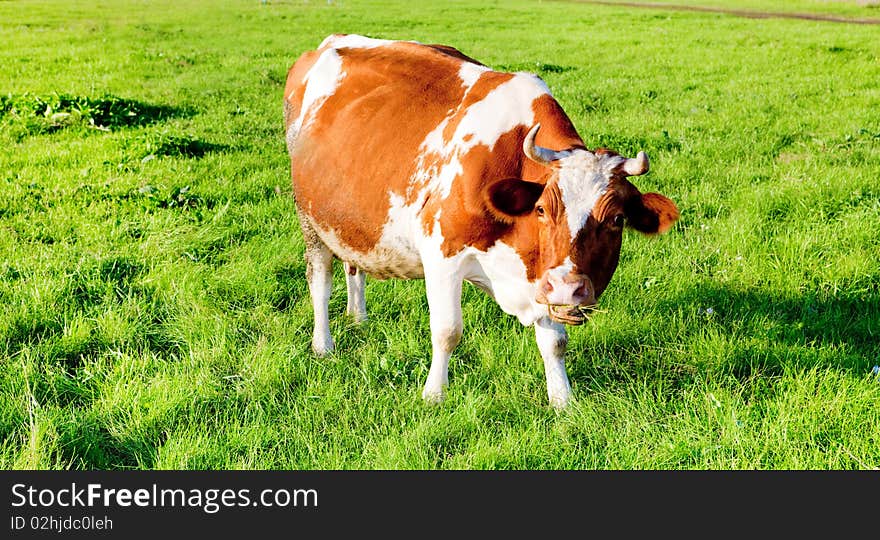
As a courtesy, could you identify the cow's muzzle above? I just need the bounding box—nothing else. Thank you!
[536,271,597,325]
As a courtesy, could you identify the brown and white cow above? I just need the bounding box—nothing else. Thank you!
[284,34,678,408]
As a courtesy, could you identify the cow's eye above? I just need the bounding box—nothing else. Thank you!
[536,205,545,217]
[612,214,625,228]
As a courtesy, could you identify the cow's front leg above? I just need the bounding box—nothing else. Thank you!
[535,317,572,409]
[421,269,463,404]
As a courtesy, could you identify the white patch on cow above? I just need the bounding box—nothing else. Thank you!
[320,34,404,50]
[414,120,459,200]
[556,151,625,238]
[374,192,425,277]
[415,72,552,200]
[454,73,549,150]
[294,48,345,131]
[306,213,413,279]
[466,241,545,326]
[458,62,488,88]
[309,191,426,280]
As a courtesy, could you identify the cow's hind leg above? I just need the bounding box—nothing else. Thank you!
[298,213,334,355]
[421,265,463,404]
[344,262,367,323]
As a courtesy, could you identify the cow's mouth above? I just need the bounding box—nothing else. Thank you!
[547,304,592,325]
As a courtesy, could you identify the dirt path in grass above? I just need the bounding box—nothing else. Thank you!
[561,1,880,25]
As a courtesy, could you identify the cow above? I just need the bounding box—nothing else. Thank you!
[284,34,679,408]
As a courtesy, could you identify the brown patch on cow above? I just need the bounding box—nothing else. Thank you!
[634,192,680,234]
[435,129,527,253]
[562,189,625,298]
[503,218,543,281]
[570,214,622,299]
[531,181,577,279]
[531,96,585,149]
[513,94,586,181]
[600,177,679,236]
[432,185,509,258]
[590,189,623,226]
[426,43,487,66]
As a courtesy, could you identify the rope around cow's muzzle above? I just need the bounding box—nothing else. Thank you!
[547,304,592,325]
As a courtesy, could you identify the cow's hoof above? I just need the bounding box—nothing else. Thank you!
[312,337,334,356]
[421,387,446,405]
[348,311,368,324]
[548,393,570,410]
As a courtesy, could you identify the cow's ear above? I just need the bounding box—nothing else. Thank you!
[624,192,679,234]
[484,179,545,223]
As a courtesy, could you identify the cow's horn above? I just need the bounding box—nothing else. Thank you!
[622,151,650,176]
[523,124,558,166]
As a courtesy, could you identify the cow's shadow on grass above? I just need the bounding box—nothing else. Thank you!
[277,264,879,398]
[1,93,197,138]
[566,282,880,390]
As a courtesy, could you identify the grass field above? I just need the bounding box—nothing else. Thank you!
[581,0,880,17]
[1,0,879,470]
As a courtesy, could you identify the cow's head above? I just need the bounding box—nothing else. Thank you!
[483,124,679,325]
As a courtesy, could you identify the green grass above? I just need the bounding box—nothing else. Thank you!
[577,0,880,18]
[1,0,878,470]
[576,0,880,19]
